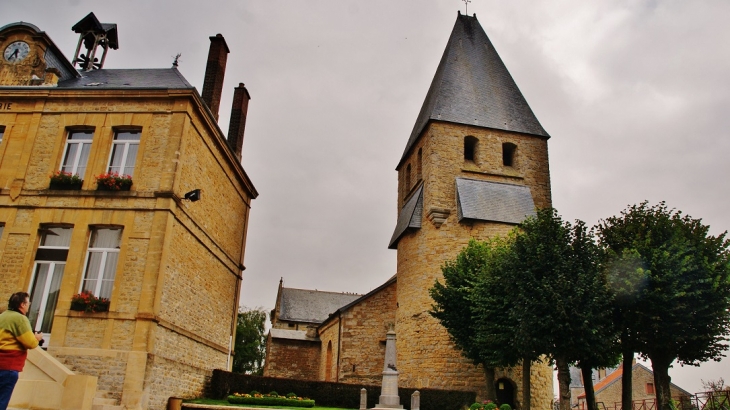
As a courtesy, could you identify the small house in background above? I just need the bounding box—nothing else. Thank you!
[0,12,257,410]
[574,362,692,410]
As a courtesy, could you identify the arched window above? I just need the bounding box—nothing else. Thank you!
[325,341,333,381]
[464,136,478,161]
[417,148,422,182]
[502,142,516,167]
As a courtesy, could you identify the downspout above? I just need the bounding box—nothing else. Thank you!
[336,310,342,381]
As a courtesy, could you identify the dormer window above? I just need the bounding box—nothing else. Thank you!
[464,136,478,162]
[502,142,516,167]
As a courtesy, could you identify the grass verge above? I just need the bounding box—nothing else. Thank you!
[184,398,355,410]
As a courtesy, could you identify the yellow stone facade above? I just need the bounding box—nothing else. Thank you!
[394,122,553,408]
[0,21,256,410]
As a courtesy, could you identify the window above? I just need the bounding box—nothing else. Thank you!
[464,136,478,161]
[0,125,5,143]
[406,164,412,192]
[61,130,94,178]
[108,130,140,176]
[646,383,655,395]
[28,226,72,337]
[82,228,122,299]
[502,142,516,167]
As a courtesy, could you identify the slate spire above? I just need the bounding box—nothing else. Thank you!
[398,12,549,168]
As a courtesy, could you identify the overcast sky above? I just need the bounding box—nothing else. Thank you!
[3,0,728,396]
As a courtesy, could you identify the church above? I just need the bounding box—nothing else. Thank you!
[264,11,553,409]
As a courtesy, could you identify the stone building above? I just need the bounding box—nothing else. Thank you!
[264,12,554,409]
[264,279,361,380]
[575,363,692,410]
[0,13,257,410]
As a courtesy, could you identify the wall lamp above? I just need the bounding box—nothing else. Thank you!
[184,189,201,202]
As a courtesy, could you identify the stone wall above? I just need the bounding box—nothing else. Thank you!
[264,335,321,380]
[318,318,340,381]
[394,122,553,408]
[335,280,396,385]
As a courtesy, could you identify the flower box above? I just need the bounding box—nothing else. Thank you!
[49,171,83,190]
[96,172,133,191]
[70,291,110,313]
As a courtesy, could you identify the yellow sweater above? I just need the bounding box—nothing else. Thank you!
[0,310,39,371]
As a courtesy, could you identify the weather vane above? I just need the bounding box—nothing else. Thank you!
[172,53,182,68]
[462,0,471,15]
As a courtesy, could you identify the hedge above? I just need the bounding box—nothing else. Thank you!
[208,369,475,410]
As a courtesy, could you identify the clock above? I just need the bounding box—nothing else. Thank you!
[4,41,30,63]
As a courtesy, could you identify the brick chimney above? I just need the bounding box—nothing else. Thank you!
[227,83,251,161]
[201,34,229,121]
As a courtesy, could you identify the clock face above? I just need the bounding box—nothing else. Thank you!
[4,41,30,63]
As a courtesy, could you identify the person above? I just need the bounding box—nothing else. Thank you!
[0,292,43,410]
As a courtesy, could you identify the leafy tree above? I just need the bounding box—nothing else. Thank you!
[500,208,616,410]
[430,238,515,402]
[597,202,730,410]
[602,248,648,409]
[232,307,267,375]
[432,209,618,410]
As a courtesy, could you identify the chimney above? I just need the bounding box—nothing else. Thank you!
[201,34,229,121]
[227,83,251,160]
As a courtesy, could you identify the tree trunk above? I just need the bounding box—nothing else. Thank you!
[522,359,531,410]
[581,364,597,410]
[650,355,674,410]
[621,349,634,410]
[556,357,572,410]
[484,366,497,402]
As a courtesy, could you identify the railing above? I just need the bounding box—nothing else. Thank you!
[677,391,730,410]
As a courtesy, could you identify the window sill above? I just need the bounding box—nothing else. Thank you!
[461,167,523,180]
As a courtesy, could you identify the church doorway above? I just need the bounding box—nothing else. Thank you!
[495,378,515,408]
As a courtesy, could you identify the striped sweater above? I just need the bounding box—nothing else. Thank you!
[0,310,39,371]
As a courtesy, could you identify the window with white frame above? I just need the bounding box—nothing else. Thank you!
[61,130,94,178]
[82,228,122,300]
[28,226,72,335]
[108,130,140,176]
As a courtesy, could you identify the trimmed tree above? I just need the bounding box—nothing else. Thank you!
[597,202,730,410]
[233,307,267,375]
[501,208,616,410]
[430,238,516,403]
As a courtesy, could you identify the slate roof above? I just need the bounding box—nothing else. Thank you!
[278,288,361,324]
[388,184,424,249]
[269,328,318,342]
[456,178,536,224]
[398,12,549,169]
[56,68,194,90]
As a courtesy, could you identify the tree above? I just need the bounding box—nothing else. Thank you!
[597,202,730,410]
[602,248,648,409]
[232,307,267,375]
[432,209,618,410]
[502,209,617,410]
[430,238,516,402]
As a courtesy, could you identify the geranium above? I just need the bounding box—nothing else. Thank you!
[70,291,110,313]
[49,171,83,189]
[95,172,133,191]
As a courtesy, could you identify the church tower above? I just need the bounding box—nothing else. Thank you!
[389,12,553,407]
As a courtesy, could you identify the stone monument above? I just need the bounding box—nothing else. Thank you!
[373,327,402,409]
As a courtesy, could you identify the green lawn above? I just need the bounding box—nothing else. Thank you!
[184,398,355,410]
